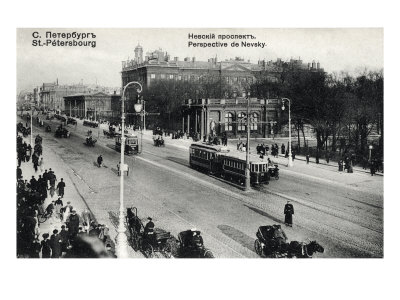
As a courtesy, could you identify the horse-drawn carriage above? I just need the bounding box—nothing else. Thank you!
[254,225,324,258]
[153,134,165,147]
[268,164,279,180]
[126,207,174,258]
[174,229,214,258]
[67,117,77,125]
[55,126,70,138]
[85,136,97,147]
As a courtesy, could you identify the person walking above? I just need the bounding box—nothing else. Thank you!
[56,178,66,198]
[284,201,294,227]
[59,225,69,254]
[40,233,51,258]
[306,153,310,164]
[54,197,63,218]
[67,209,80,242]
[81,208,94,233]
[50,229,62,258]
[38,157,44,172]
[97,155,103,168]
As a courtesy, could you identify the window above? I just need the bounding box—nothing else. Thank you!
[178,75,182,80]
[251,112,259,130]
[238,112,246,131]
[150,74,156,79]
[224,112,233,131]
[160,74,166,79]
[169,74,174,80]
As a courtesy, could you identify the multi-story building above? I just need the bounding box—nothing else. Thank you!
[39,80,120,113]
[63,91,121,121]
[121,44,324,95]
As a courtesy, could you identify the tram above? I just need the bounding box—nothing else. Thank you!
[115,133,139,155]
[189,143,270,186]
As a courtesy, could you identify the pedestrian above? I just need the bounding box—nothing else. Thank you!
[40,233,51,258]
[284,201,294,227]
[56,178,66,198]
[62,201,72,222]
[338,159,344,172]
[97,155,103,168]
[370,160,376,176]
[38,157,44,172]
[306,153,310,164]
[30,237,41,258]
[81,208,94,233]
[59,225,69,254]
[50,229,62,258]
[54,197,63,218]
[67,209,80,242]
[17,166,22,180]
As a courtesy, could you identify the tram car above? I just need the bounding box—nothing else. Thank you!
[189,143,270,186]
[115,134,139,155]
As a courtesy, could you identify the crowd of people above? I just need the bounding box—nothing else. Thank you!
[16,127,116,258]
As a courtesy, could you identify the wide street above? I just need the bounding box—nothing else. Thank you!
[25,114,383,258]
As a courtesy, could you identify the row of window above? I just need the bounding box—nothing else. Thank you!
[148,74,254,83]
[224,159,245,171]
[191,148,214,160]
[225,112,259,131]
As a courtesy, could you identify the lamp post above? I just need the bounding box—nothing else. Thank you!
[369,145,373,162]
[116,81,142,258]
[245,92,251,191]
[281,98,293,167]
[134,101,143,154]
[30,101,34,146]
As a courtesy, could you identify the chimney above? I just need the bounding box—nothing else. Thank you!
[192,57,196,62]
[174,57,179,61]
[184,57,190,62]
[312,60,316,69]
[317,62,320,69]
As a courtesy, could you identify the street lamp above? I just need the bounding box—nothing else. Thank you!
[245,91,251,191]
[134,101,143,154]
[369,145,373,162]
[281,98,293,167]
[116,81,142,258]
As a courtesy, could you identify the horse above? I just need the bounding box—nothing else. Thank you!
[287,240,324,258]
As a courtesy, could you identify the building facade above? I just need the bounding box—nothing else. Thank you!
[39,80,121,113]
[121,45,324,94]
[182,98,284,139]
[63,92,121,121]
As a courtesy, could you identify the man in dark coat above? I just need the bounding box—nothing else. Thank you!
[30,238,41,258]
[17,166,22,180]
[59,225,69,253]
[41,233,51,258]
[56,178,66,198]
[67,210,80,242]
[284,201,294,227]
[50,229,62,258]
[29,176,37,191]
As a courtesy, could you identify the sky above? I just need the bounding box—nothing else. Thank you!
[17,28,383,93]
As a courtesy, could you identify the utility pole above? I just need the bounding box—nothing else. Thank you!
[245,95,251,191]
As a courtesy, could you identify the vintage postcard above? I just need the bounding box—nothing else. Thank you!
[16,28,383,259]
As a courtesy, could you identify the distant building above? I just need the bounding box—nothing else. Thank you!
[121,45,324,94]
[39,80,120,113]
[63,92,121,121]
[182,98,283,139]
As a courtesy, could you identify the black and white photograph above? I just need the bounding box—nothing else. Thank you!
[3,1,398,299]
[16,27,384,259]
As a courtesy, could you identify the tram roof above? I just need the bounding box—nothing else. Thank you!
[190,143,230,153]
[221,150,269,163]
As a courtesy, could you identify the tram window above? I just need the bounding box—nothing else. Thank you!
[255,165,258,172]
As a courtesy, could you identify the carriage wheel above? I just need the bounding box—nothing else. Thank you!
[38,213,48,224]
[204,250,214,258]
[144,244,154,258]
[163,242,172,258]
[254,239,262,256]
